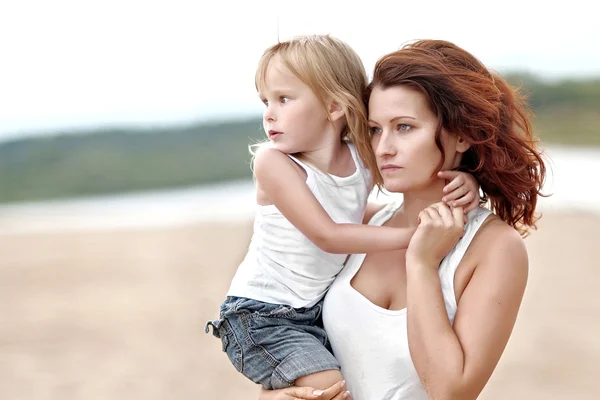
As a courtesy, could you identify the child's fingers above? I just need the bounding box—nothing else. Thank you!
[465,192,481,214]
[437,170,460,182]
[450,191,475,208]
[441,173,465,194]
[442,184,469,203]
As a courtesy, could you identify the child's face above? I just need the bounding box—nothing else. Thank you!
[258,56,332,154]
[368,85,464,194]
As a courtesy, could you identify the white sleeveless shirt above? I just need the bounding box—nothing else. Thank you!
[227,143,372,308]
[323,202,492,400]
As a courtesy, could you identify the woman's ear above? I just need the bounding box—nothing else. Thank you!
[456,137,471,153]
[328,100,345,122]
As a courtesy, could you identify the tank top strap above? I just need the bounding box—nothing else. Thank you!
[347,143,361,167]
[438,207,493,319]
[450,207,493,264]
[287,143,363,189]
[287,154,317,190]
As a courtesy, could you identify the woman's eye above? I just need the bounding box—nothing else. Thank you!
[369,126,381,135]
[398,124,411,132]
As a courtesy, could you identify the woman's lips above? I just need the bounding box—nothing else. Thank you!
[380,164,402,173]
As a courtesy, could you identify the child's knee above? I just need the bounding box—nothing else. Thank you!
[295,369,344,390]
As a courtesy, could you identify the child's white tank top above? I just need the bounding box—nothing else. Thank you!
[227,143,372,308]
[323,202,493,400]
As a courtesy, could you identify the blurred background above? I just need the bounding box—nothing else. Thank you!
[0,0,598,399]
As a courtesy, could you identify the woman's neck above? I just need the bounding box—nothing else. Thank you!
[398,179,446,227]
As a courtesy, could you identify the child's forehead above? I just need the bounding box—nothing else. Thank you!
[258,56,305,92]
[265,57,298,81]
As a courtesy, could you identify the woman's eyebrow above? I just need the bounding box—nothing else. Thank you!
[390,116,416,123]
[368,116,416,124]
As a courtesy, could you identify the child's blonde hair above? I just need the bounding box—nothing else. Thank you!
[250,35,374,170]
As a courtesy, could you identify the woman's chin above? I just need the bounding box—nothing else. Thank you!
[383,181,408,194]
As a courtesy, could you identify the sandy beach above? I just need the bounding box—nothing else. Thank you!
[1,211,599,399]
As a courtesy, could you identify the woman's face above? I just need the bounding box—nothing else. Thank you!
[368,85,467,194]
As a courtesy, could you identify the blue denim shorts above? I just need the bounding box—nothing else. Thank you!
[205,296,340,389]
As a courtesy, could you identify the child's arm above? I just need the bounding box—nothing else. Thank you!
[254,147,413,254]
[438,170,481,213]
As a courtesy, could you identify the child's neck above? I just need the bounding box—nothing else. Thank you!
[299,137,353,177]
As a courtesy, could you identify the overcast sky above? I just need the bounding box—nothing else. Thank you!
[1,0,598,140]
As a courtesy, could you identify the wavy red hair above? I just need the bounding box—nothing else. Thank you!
[356,40,547,236]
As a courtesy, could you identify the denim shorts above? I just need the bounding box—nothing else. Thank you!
[205,296,340,389]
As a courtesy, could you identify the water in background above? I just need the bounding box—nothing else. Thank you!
[0,145,598,234]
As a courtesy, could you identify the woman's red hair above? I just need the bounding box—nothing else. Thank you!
[358,40,547,236]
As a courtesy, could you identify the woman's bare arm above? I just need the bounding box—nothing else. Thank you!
[406,214,528,400]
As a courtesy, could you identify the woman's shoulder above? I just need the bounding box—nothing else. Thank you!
[477,212,526,243]
[470,211,529,271]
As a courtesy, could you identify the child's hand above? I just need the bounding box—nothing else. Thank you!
[438,170,480,214]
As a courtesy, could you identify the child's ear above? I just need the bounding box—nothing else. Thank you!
[456,136,470,153]
[328,100,345,122]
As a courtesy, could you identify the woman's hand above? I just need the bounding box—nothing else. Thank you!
[259,380,350,400]
[406,202,465,268]
[438,170,480,213]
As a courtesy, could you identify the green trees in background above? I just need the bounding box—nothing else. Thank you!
[505,73,600,145]
[1,74,599,203]
[0,120,265,203]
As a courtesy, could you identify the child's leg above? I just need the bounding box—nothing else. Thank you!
[295,369,344,390]
[208,297,340,390]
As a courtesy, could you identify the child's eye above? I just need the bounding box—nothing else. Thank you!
[261,99,269,107]
[369,126,382,135]
[397,124,411,132]
[280,96,290,103]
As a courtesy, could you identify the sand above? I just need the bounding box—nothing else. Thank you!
[0,212,599,399]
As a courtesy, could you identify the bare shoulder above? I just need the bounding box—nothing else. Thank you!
[472,214,529,276]
[253,146,290,175]
[253,147,308,205]
[454,214,529,318]
[253,146,305,183]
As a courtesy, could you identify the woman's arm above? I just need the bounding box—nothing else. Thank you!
[405,203,528,400]
[254,147,414,254]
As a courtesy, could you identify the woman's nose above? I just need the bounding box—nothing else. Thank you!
[374,131,397,158]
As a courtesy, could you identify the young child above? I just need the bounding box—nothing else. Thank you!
[206,35,480,391]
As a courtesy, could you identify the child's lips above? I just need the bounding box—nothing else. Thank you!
[268,130,283,138]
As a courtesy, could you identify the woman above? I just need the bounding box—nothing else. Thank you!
[262,39,546,400]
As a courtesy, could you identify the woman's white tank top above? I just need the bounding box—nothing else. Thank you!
[323,202,492,400]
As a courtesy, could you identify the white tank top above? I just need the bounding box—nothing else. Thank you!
[323,202,492,400]
[227,143,372,308]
